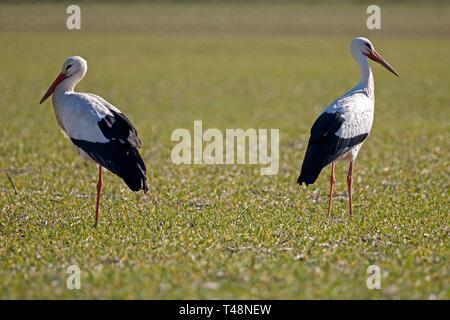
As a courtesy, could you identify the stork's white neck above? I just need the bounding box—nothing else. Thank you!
[52,71,85,106]
[55,75,80,94]
[352,51,374,99]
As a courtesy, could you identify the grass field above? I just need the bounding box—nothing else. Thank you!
[0,2,449,299]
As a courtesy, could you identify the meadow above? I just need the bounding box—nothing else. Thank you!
[0,2,449,299]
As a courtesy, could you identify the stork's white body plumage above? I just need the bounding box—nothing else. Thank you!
[40,56,148,226]
[52,92,141,147]
[325,83,375,162]
[298,37,398,216]
[53,93,110,142]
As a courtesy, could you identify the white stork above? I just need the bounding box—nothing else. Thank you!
[297,37,398,216]
[40,56,148,226]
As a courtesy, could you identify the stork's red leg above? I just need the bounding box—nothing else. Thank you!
[347,161,353,216]
[327,162,336,215]
[95,165,102,227]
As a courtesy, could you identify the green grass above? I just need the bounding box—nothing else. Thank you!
[0,2,449,299]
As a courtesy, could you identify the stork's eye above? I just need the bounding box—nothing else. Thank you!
[66,64,73,71]
[365,43,372,50]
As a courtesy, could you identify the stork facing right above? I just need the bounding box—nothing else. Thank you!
[297,37,399,216]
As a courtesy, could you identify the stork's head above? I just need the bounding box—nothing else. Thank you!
[351,37,399,77]
[61,56,88,79]
[40,56,88,104]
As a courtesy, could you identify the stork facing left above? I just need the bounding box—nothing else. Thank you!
[40,56,148,226]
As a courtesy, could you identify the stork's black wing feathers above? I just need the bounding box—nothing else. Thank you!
[297,112,368,186]
[71,106,148,192]
[98,109,141,148]
[71,138,148,192]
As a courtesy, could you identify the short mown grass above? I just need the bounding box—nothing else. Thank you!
[0,2,448,299]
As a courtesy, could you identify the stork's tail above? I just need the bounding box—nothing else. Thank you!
[120,148,148,193]
[297,144,326,186]
[70,138,148,192]
[297,165,322,186]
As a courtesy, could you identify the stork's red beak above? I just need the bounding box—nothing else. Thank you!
[39,73,67,104]
[365,50,399,77]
